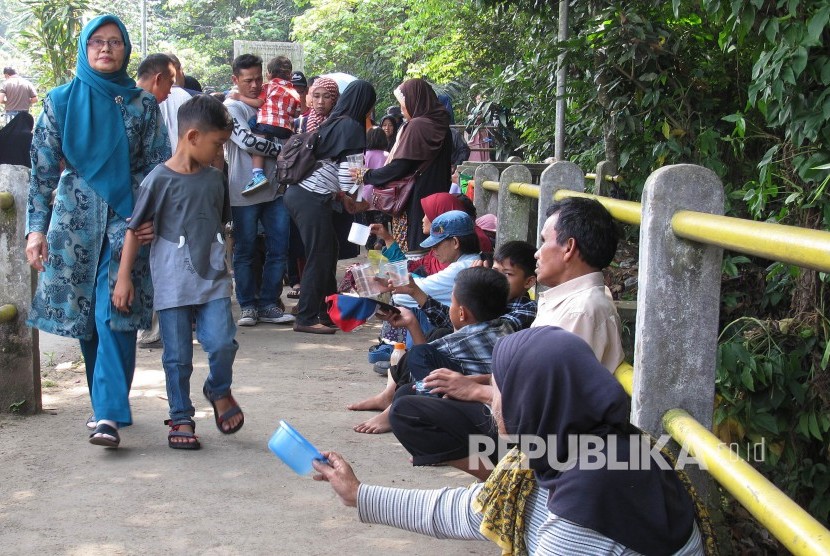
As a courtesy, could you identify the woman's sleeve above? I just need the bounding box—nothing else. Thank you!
[364,158,420,187]
[357,484,487,541]
[337,161,357,193]
[26,98,61,235]
[141,102,172,178]
[380,242,406,262]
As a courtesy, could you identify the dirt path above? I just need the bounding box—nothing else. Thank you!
[0,281,494,555]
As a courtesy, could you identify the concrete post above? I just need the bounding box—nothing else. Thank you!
[593,160,616,197]
[633,164,723,433]
[633,164,723,499]
[0,165,41,415]
[496,164,533,245]
[473,163,499,222]
[537,161,584,246]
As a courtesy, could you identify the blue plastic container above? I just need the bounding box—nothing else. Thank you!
[268,420,327,475]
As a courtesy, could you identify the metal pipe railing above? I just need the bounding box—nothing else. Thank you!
[664,409,830,556]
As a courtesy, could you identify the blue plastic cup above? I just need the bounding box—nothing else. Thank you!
[268,420,328,475]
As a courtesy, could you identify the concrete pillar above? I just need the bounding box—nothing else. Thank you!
[537,161,584,246]
[593,160,616,196]
[473,163,499,222]
[496,164,533,245]
[633,164,723,434]
[0,165,40,415]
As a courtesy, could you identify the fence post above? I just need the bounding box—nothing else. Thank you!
[594,160,616,196]
[0,165,41,415]
[473,163,499,221]
[537,161,584,246]
[497,164,533,245]
[633,164,723,496]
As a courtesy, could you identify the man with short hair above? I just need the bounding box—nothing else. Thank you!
[531,197,624,372]
[224,54,292,326]
[159,53,196,152]
[136,54,176,104]
[1,67,37,119]
[387,196,625,479]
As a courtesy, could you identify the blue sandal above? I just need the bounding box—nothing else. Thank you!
[203,386,244,434]
[88,422,120,448]
[165,419,201,450]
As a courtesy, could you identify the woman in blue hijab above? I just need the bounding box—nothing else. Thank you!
[25,14,171,448]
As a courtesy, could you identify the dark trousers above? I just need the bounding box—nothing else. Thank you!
[388,387,500,466]
[286,219,305,287]
[284,185,338,326]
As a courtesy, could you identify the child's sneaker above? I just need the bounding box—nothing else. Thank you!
[257,305,294,324]
[241,173,268,196]
[237,307,257,326]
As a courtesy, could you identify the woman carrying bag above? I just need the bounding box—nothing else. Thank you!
[358,78,452,253]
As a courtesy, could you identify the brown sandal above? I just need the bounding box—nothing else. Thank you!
[203,386,244,434]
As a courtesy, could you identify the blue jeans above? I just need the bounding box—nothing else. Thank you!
[158,297,239,422]
[405,343,464,382]
[405,307,435,349]
[79,237,137,427]
[232,197,289,310]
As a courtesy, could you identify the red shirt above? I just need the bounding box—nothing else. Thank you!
[257,78,301,130]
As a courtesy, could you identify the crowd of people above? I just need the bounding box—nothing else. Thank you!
[15,13,709,554]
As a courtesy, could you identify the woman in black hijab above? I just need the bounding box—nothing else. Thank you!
[0,112,34,167]
[284,80,377,334]
[312,327,706,554]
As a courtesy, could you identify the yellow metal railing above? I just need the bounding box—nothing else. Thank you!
[664,409,830,555]
[672,211,830,273]
[481,171,830,551]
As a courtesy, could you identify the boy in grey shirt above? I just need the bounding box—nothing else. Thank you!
[113,95,244,450]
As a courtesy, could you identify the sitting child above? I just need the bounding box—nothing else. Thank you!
[233,55,301,195]
[113,95,244,450]
[419,240,538,336]
[351,267,514,434]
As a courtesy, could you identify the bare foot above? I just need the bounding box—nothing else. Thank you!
[213,396,244,432]
[347,385,395,412]
[353,409,391,434]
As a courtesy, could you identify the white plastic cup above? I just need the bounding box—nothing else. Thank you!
[383,260,409,287]
[352,263,385,296]
[348,222,371,245]
[346,153,365,169]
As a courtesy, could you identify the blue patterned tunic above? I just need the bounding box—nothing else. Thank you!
[26,91,171,339]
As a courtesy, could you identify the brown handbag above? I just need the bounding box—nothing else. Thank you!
[369,175,416,216]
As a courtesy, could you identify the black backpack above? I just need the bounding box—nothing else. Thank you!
[275,129,323,185]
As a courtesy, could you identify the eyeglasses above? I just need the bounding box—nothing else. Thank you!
[86,38,124,50]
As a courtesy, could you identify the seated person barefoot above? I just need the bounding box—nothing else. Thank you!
[113,95,244,449]
[314,328,706,555]
[388,198,624,477]
[351,267,514,435]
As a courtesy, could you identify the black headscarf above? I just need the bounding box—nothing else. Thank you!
[0,112,34,167]
[315,79,376,161]
[492,327,696,555]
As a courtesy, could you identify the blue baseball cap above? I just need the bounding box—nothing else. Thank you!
[420,210,475,249]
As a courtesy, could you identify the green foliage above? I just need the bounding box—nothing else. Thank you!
[11,0,90,89]
[716,316,830,524]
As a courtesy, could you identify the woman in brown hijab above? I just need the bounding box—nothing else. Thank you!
[361,78,452,251]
